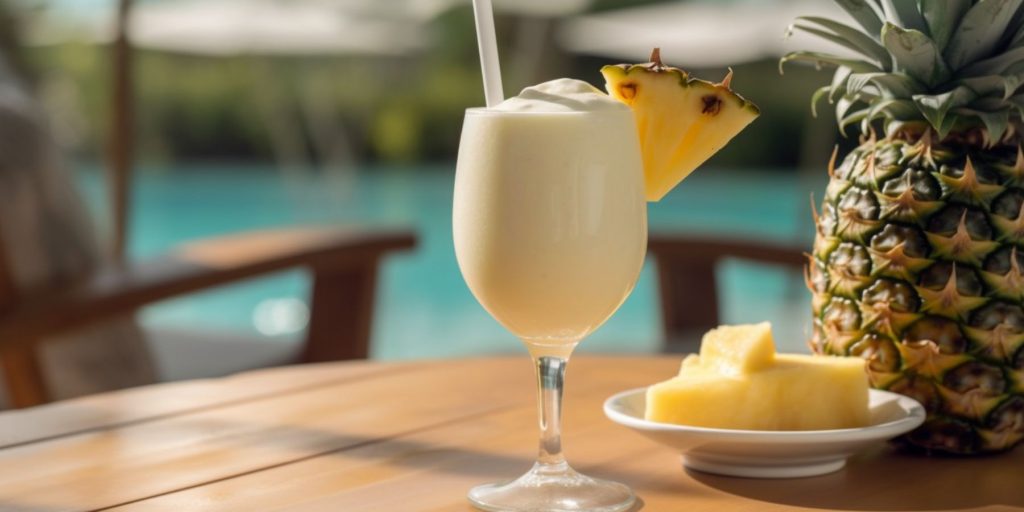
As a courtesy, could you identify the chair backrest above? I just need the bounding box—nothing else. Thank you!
[647,233,807,353]
[0,56,154,408]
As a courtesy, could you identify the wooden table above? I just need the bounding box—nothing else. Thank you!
[0,356,1020,511]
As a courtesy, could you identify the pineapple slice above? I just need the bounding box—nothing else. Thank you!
[697,322,775,375]
[646,323,870,430]
[601,49,760,201]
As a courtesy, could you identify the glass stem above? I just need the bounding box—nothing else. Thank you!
[534,353,569,470]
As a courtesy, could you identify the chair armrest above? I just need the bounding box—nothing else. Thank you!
[648,233,807,268]
[0,227,415,350]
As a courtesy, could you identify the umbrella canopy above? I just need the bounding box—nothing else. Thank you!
[27,0,595,54]
[131,0,428,57]
[559,0,856,67]
[318,0,593,21]
[27,0,428,56]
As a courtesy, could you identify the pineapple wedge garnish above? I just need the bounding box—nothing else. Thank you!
[602,49,759,201]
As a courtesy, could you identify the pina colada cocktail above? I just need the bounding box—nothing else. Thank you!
[454,79,644,510]
[454,81,647,356]
[453,51,759,512]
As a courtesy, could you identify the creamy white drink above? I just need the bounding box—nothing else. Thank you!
[453,79,647,355]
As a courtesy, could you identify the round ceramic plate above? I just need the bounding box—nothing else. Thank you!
[603,388,925,479]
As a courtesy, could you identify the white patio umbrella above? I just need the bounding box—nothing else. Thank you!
[559,0,856,68]
[28,0,593,49]
[27,0,429,56]
[335,0,593,21]
[130,0,427,57]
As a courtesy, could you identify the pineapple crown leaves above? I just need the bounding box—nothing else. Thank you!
[782,0,1024,143]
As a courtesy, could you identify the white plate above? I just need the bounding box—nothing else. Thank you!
[603,388,925,479]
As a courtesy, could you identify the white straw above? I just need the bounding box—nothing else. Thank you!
[471,0,504,107]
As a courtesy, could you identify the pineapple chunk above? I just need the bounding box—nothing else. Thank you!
[601,49,759,201]
[698,322,775,375]
[647,324,869,430]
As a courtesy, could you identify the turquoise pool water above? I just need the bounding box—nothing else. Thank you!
[76,164,824,358]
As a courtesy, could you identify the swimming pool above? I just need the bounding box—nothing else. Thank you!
[76,164,825,358]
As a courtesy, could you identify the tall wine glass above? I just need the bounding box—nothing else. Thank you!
[453,106,646,512]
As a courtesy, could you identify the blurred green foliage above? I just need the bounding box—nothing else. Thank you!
[15,2,832,169]
[23,5,491,165]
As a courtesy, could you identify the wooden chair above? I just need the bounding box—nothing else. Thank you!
[0,227,415,408]
[647,233,807,352]
[0,1,416,409]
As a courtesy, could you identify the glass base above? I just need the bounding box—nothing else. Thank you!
[468,462,636,512]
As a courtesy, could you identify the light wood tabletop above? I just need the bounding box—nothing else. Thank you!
[0,356,1020,512]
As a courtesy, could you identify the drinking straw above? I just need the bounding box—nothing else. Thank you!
[471,0,504,107]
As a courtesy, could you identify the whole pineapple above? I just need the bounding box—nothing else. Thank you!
[786,0,1024,454]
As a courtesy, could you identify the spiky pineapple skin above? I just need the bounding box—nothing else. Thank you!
[811,135,1024,454]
